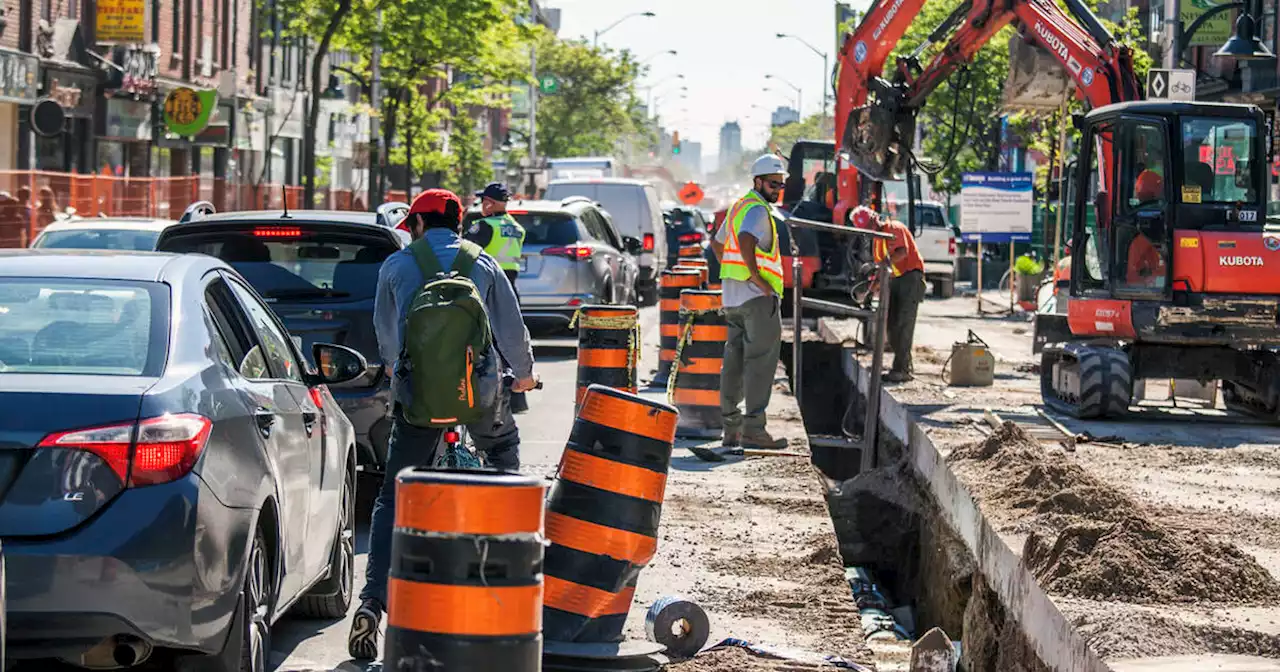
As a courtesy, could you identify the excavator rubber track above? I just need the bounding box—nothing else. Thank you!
[1040,342,1133,420]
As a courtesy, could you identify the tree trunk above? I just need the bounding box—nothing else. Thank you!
[382,90,402,195]
[303,0,353,209]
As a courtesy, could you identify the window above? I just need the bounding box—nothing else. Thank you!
[1079,123,1113,288]
[171,0,181,55]
[225,277,303,382]
[580,211,609,242]
[1181,117,1258,205]
[508,213,580,246]
[0,279,164,376]
[203,308,239,370]
[34,228,163,251]
[19,0,32,51]
[1115,119,1169,293]
[1120,121,1168,213]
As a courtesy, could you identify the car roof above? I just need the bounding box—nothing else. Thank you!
[502,199,594,215]
[38,217,176,233]
[0,249,224,282]
[547,177,649,187]
[196,210,382,225]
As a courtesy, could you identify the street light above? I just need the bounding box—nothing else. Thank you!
[642,49,678,64]
[594,11,656,47]
[765,74,803,113]
[776,33,830,120]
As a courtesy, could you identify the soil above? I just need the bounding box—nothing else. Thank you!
[669,646,860,671]
[951,422,1280,606]
[1059,599,1280,660]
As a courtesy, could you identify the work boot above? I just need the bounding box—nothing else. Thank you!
[348,599,382,660]
[883,370,914,383]
[741,428,788,450]
[722,429,741,448]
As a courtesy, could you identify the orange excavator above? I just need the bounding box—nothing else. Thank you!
[831,0,1280,419]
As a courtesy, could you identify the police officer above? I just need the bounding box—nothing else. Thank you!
[467,182,526,300]
[466,182,530,412]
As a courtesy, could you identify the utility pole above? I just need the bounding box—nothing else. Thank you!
[528,42,539,197]
[369,8,384,208]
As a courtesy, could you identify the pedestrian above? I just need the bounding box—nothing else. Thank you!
[867,207,927,383]
[464,181,529,413]
[349,188,538,661]
[710,154,790,451]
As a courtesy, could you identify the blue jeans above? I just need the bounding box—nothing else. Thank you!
[359,393,521,610]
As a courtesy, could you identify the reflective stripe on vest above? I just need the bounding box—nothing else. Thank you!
[482,213,525,271]
[873,238,904,278]
[720,191,784,295]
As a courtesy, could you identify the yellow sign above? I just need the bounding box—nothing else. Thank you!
[96,0,145,43]
[1181,184,1202,203]
[1180,0,1232,47]
[1180,237,1200,248]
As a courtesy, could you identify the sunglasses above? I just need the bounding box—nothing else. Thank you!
[764,180,785,189]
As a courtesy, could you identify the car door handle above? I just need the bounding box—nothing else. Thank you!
[254,408,277,436]
[302,409,319,433]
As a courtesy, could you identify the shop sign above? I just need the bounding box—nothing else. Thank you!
[0,49,37,104]
[163,86,217,136]
[44,70,97,118]
[96,0,146,43]
[115,46,158,96]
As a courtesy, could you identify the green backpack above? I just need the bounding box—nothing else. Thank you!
[402,239,494,428]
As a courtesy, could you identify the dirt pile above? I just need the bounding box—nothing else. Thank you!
[951,422,1280,605]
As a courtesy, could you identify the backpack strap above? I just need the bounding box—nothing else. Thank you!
[451,240,482,278]
[409,238,445,280]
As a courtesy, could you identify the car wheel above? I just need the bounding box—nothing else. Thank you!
[240,527,272,672]
[293,468,355,618]
[638,281,659,307]
[603,281,616,305]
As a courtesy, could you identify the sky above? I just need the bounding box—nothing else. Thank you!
[545,0,872,165]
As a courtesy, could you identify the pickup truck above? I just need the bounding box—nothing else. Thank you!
[888,200,957,298]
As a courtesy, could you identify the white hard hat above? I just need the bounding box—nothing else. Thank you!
[750,154,788,179]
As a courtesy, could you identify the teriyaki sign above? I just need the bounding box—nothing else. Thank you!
[960,172,1034,243]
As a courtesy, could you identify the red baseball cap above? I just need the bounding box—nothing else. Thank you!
[406,188,463,219]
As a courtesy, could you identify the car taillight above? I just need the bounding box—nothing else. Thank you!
[643,233,655,252]
[543,245,592,260]
[679,232,705,244]
[949,236,956,255]
[254,227,303,238]
[38,414,213,488]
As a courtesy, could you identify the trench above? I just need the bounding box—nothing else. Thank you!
[783,342,1055,672]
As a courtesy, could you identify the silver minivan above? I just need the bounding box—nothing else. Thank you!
[465,198,639,328]
[542,178,666,305]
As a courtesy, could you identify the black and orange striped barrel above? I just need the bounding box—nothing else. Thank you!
[574,305,639,410]
[670,290,726,437]
[654,269,703,387]
[543,385,678,644]
[674,260,709,289]
[678,243,703,260]
[386,469,547,670]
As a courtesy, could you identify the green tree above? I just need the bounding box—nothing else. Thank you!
[442,114,495,196]
[767,114,827,155]
[533,34,646,158]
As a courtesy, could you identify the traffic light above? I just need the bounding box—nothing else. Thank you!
[671,130,681,155]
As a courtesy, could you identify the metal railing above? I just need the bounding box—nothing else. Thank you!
[787,214,893,472]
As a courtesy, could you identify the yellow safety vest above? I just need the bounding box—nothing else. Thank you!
[720,191,784,295]
[482,213,525,271]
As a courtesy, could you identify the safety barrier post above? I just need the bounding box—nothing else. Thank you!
[653,269,703,387]
[571,305,640,411]
[669,289,726,438]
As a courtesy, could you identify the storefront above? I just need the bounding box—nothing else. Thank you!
[31,65,97,173]
[0,49,39,172]
[269,87,306,186]
[97,45,158,177]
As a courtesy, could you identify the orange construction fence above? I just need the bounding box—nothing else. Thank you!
[0,170,372,248]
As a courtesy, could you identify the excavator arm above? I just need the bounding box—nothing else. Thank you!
[833,0,1142,226]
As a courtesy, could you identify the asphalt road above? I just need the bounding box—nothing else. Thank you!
[270,308,660,671]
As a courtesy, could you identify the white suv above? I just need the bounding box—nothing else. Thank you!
[890,200,957,298]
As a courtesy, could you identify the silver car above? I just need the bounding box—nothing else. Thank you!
[465,198,639,328]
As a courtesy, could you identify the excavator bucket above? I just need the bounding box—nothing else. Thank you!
[842,104,913,182]
[1004,35,1074,112]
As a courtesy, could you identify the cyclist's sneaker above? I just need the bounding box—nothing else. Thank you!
[348,599,382,660]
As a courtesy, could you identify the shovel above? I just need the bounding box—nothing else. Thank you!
[689,445,808,462]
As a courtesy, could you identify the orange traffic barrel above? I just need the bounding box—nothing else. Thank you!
[543,385,678,644]
[668,290,726,438]
[386,469,548,670]
[655,269,703,387]
[678,243,703,260]
[674,260,708,288]
[572,305,640,410]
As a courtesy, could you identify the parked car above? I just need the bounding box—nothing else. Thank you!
[466,197,639,329]
[0,249,365,671]
[30,217,176,251]
[888,200,958,298]
[542,178,666,305]
[154,201,410,473]
[664,205,711,268]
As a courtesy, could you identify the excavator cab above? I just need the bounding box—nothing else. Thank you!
[782,140,836,211]
[1043,100,1280,421]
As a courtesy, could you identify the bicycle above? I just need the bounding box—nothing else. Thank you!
[434,377,542,470]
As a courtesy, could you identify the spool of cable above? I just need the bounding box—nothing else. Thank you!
[644,595,710,658]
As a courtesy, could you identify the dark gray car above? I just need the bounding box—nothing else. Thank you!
[0,250,365,671]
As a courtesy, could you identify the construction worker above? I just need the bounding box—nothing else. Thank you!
[866,207,926,383]
[1054,239,1072,294]
[466,182,526,301]
[1126,170,1167,288]
[711,154,790,450]
[465,182,531,412]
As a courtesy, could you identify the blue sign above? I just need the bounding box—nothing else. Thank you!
[960,171,1034,244]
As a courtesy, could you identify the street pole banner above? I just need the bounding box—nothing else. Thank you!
[96,0,146,43]
[960,172,1033,243]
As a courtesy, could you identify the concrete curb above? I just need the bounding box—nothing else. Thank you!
[845,351,1112,672]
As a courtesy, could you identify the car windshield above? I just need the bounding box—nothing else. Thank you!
[0,279,162,375]
[508,213,579,246]
[667,210,701,232]
[1181,117,1259,205]
[35,228,163,250]
[162,227,397,301]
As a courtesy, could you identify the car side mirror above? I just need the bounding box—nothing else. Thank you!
[622,236,643,255]
[312,343,368,385]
